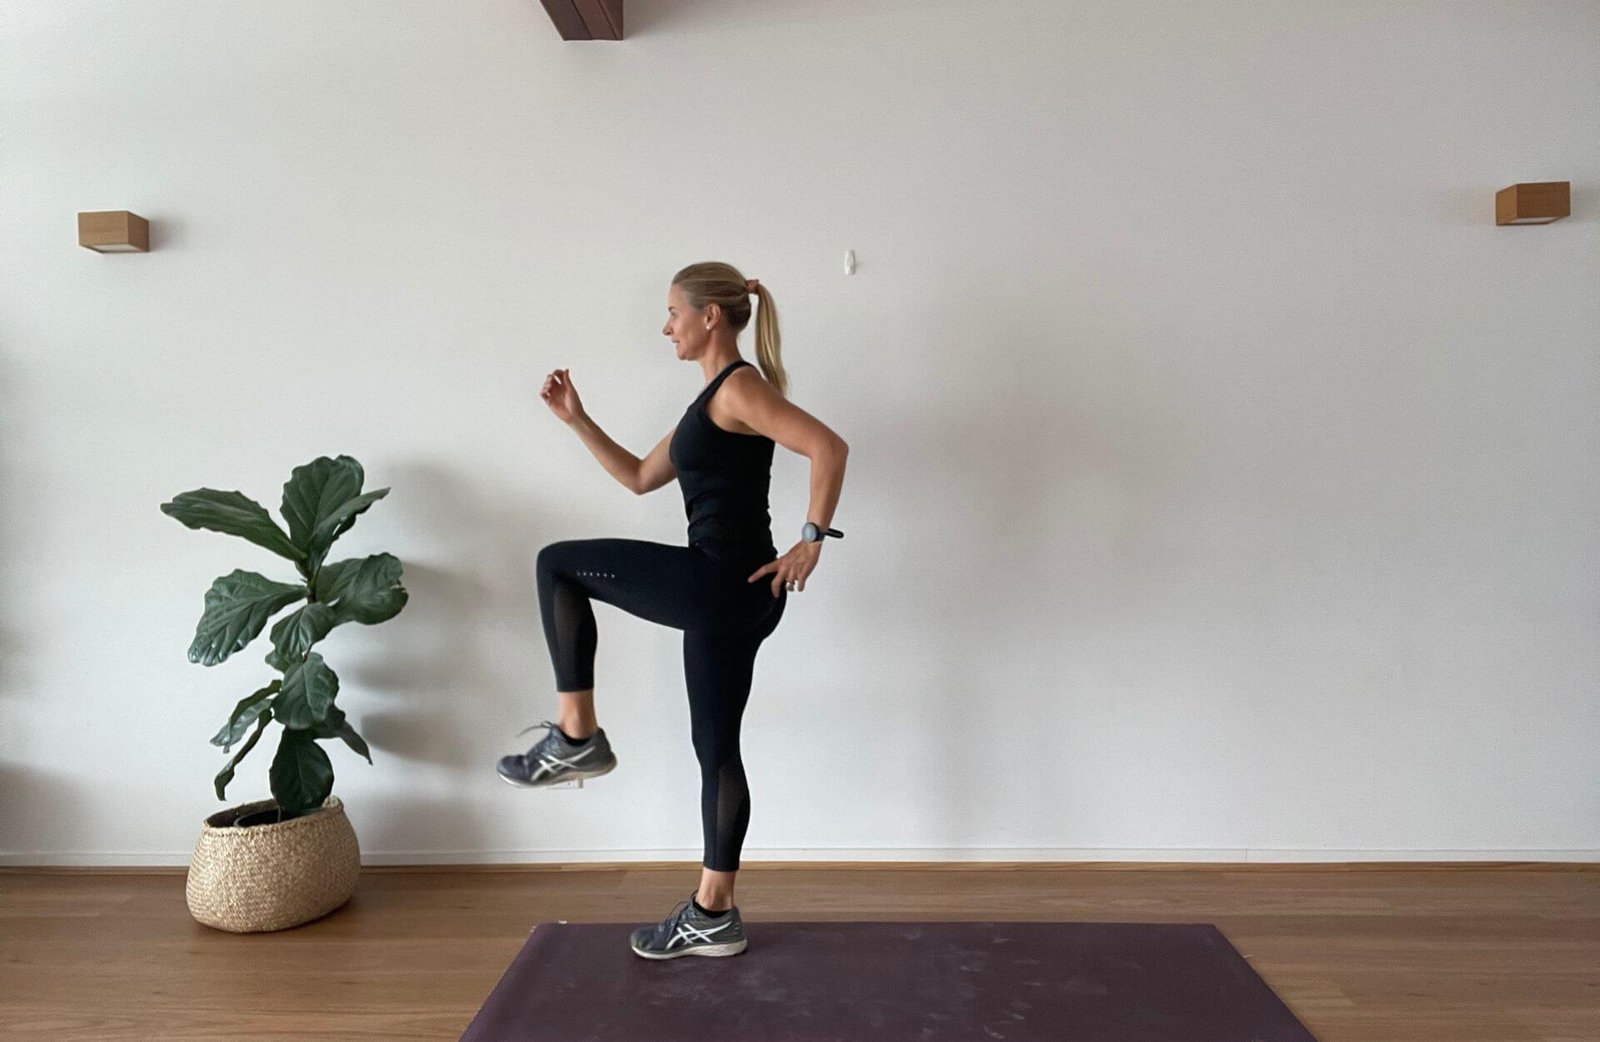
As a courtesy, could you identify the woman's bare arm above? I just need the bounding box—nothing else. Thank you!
[567,411,650,494]
[636,430,678,495]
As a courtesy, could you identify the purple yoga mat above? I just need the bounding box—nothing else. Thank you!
[459,919,1318,1042]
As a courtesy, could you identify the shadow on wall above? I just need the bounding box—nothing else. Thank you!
[306,458,555,856]
[0,351,50,860]
[0,764,93,862]
[0,348,34,704]
[621,0,937,38]
[819,275,1187,851]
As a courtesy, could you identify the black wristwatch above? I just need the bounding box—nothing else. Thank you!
[801,521,843,543]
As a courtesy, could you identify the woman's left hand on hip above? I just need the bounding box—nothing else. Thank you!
[748,541,823,597]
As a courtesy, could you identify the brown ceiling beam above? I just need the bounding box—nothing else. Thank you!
[540,0,624,40]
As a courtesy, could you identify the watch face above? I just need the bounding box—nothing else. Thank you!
[802,522,818,541]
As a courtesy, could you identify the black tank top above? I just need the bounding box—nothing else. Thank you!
[669,359,777,562]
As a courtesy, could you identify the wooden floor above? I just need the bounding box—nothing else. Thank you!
[2,862,1596,1041]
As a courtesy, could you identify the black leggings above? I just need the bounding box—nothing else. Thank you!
[535,537,787,872]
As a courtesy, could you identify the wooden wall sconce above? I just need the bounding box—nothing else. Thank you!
[78,210,150,252]
[540,0,623,40]
[1495,182,1570,225]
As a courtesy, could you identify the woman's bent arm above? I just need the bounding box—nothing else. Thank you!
[566,411,643,494]
[803,441,849,531]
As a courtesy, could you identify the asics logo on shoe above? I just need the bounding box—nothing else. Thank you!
[669,918,736,949]
[528,743,597,782]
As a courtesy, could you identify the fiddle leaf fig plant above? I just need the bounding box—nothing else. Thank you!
[161,455,407,819]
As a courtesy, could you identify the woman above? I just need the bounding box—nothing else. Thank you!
[497,262,849,960]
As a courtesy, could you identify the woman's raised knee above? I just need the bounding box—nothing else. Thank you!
[537,540,577,572]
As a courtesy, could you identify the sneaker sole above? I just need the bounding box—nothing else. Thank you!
[630,938,747,960]
[497,757,617,788]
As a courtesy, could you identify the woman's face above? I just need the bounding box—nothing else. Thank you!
[663,283,710,360]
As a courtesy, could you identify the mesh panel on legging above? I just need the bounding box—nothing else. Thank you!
[708,760,750,872]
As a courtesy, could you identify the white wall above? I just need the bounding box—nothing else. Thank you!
[2,0,1596,866]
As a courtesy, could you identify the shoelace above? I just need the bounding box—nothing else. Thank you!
[517,719,562,740]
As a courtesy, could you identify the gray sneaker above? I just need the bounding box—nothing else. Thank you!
[496,720,617,787]
[629,892,748,960]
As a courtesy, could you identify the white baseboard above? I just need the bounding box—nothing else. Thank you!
[3,847,1597,868]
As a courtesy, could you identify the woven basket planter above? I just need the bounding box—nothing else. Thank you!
[186,796,361,933]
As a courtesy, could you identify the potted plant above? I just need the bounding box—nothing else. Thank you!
[160,454,408,932]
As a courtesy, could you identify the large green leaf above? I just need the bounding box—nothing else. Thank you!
[314,704,373,764]
[279,456,389,572]
[161,489,305,564]
[280,457,363,550]
[264,603,340,671]
[211,680,281,750]
[315,554,409,626]
[272,652,338,729]
[215,712,271,800]
[187,571,308,666]
[270,729,334,817]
